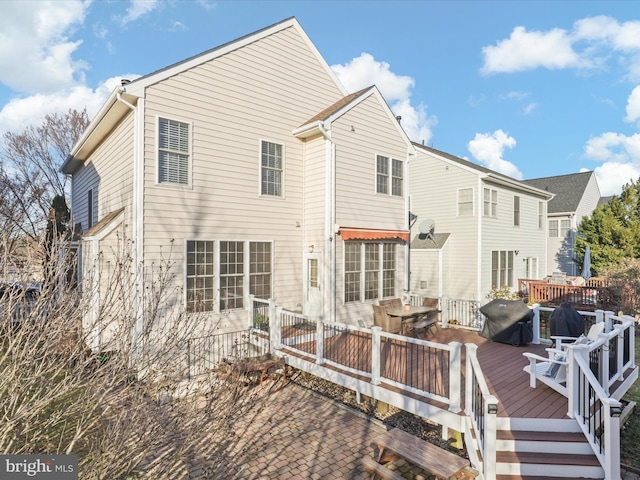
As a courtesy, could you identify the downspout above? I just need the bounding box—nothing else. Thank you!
[317,122,336,322]
[115,90,144,365]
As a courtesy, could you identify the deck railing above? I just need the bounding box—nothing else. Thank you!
[465,343,498,480]
[440,297,484,330]
[186,329,270,379]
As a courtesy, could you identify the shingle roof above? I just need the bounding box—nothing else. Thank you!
[298,87,373,127]
[522,171,594,213]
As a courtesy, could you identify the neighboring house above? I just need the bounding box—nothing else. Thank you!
[408,144,554,302]
[523,171,600,277]
[61,17,415,345]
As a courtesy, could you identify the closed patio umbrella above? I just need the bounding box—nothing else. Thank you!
[582,245,592,280]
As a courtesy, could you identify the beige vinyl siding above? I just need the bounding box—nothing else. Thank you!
[480,183,548,295]
[303,135,328,247]
[71,113,134,234]
[332,96,407,230]
[409,150,479,300]
[139,26,345,327]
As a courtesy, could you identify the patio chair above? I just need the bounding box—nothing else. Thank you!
[522,322,605,396]
[379,298,402,309]
[372,305,401,334]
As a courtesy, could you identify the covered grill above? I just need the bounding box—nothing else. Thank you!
[549,302,585,338]
[479,299,533,346]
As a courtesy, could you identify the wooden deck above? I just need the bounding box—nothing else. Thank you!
[281,325,569,421]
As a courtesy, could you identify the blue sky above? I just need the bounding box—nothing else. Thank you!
[1,1,640,195]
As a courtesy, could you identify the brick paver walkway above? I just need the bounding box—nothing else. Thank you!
[217,382,386,479]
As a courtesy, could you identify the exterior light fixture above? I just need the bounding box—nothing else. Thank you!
[610,405,623,417]
[308,244,314,253]
[487,404,498,414]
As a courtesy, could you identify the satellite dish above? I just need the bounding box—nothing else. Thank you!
[419,219,435,236]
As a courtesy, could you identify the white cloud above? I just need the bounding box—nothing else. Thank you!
[583,132,640,195]
[523,103,537,115]
[481,26,582,75]
[593,162,639,196]
[331,53,437,144]
[117,0,160,26]
[467,130,522,179]
[481,16,640,78]
[0,76,139,135]
[0,0,90,94]
[624,85,640,125]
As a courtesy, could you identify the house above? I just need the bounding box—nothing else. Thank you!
[408,144,554,301]
[523,171,601,277]
[61,17,415,346]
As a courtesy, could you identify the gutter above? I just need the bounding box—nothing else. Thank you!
[318,122,336,323]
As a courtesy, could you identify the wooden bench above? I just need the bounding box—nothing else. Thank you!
[370,429,478,480]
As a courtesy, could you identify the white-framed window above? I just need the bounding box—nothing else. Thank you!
[261,140,283,196]
[87,188,94,229]
[549,220,558,237]
[376,155,403,196]
[158,117,190,185]
[491,250,514,289]
[344,242,398,303]
[458,188,473,216]
[513,195,520,226]
[186,240,215,313]
[220,241,244,310]
[484,188,497,217]
[560,219,571,237]
[538,201,544,229]
[249,241,272,299]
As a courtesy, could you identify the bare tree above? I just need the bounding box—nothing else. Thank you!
[0,109,89,243]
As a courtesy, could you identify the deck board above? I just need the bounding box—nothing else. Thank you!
[281,325,571,420]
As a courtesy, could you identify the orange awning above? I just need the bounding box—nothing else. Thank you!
[339,227,409,242]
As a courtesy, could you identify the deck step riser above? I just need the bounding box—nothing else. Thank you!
[496,463,604,478]
[497,418,581,433]
[495,440,594,455]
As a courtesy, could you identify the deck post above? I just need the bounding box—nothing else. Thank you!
[531,303,541,344]
[567,344,588,418]
[441,297,449,329]
[448,341,462,413]
[604,400,622,480]
[484,394,499,480]
[269,299,281,352]
[316,315,324,365]
[464,343,476,416]
[371,326,382,385]
[603,310,614,333]
[248,294,255,329]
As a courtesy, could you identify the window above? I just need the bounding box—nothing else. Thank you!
[220,241,244,310]
[513,196,520,226]
[158,118,189,185]
[376,155,403,196]
[560,219,571,237]
[538,202,544,229]
[344,243,361,303]
[549,220,558,237]
[376,155,389,194]
[392,159,403,196]
[261,141,283,196]
[458,188,473,216]
[344,242,397,302]
[483,188,497,217]
[249,241,272,299]
[186,241,214,313]
[87,189,94,229]
[491,250,514,289]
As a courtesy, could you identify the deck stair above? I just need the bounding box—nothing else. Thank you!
[491,418,604,479]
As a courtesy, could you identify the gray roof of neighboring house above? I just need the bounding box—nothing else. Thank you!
[411,232,450,250]
[598,195,614,208]
[522,171,594,214]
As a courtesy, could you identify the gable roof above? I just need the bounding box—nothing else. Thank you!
[293,86,416,153]
[415,144,553,199]
[62,17,346,174]
[522,171,595,214]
